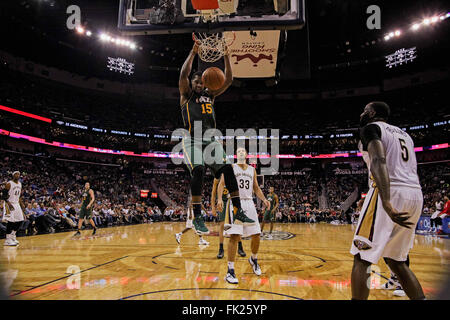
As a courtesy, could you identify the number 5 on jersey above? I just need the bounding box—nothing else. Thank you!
[399,138,409,162]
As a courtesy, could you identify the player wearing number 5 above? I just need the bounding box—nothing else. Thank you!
[350,102,425,300]
[179,43,254,236]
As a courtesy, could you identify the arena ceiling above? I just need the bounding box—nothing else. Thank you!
[0,0,448,86]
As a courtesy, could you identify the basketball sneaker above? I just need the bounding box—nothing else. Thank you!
[217,247,224,259]
[92,227,97,236]
[233,208,255,225]
[74,230,81,237]
[248,257,261,276]
[175,233,182,244]
[12,234,19,245]
[379,276,400,290]
[266,233,273,240]
[225,269,239,284]
[238,244,246,257]
[198,238,209,246]
[4,235,17,246]
[193,217,209,235]
[393,286,406,297]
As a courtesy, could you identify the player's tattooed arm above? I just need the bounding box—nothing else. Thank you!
[252,168,270,208]
[179,43,198,104]
[367,139,414,228]
[216,175,225,212]
[209,46,233,98]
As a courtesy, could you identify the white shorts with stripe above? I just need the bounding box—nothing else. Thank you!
[224,199,261,238]
[2,202,24,223]
[350,186,423,264]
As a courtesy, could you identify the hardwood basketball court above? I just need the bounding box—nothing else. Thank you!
[1,222,448,300]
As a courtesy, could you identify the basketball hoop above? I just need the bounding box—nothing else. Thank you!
[192,31,236,63]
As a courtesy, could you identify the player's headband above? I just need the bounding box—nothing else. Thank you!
[12,171,20,176]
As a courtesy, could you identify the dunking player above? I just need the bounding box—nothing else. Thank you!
[218,147,269,284]
[211,177,246,259]
[2,171,26,246]
[260,187,279,239]
[74,182,97,236]
[351,102,425,300]
[179,42,254,235]
[175,197,209,246]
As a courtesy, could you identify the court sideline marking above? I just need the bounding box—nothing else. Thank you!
[10,255,129,297]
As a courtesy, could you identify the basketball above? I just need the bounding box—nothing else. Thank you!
[202,67,225,91]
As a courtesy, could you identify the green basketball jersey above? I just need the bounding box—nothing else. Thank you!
[267,193,277,211]
[81,189,92,208]
[181,90,216,134]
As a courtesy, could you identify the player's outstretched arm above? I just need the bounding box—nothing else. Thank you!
[252,168,270,208]
[367,139,413,228]
[209,46,233,98]
[179,43,198,103]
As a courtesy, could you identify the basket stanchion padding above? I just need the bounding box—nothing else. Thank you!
[191,0,219,10]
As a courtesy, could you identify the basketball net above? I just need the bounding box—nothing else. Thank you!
[192,32,235,63]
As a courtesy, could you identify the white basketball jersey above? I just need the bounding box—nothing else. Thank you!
[232,164,254,200]
[368,122,421,189]
[7,180,22,204]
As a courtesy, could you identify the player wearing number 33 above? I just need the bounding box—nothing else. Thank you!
[215,147,270,284]
[350,102,425,300]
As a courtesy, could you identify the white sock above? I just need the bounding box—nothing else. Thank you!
[227,262,234,270]
[251,254,257,260]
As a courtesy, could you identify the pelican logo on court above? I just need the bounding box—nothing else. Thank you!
[259,230,295,241]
